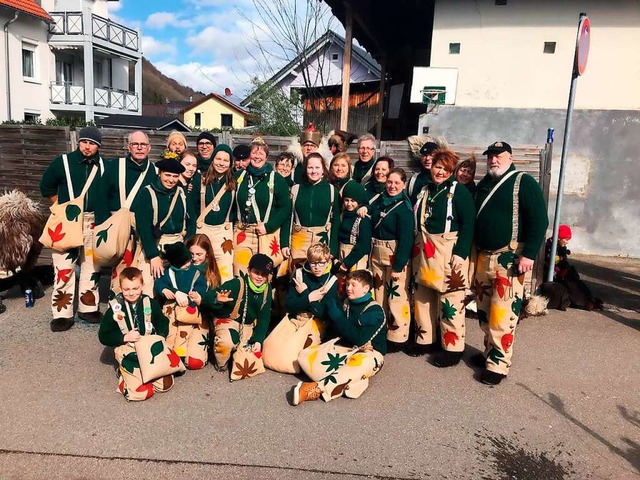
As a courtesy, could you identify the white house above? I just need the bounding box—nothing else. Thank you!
[242,30,381,133]
[0,0,142,123]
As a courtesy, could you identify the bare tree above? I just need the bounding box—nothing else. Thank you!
[239,0,340,133]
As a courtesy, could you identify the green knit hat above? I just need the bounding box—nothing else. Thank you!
[213,144,233,158]
[341,180,367,206]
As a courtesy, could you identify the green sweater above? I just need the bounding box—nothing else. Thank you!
[475,165,549,260]
[370,194,414,272]
[364,179,386,203]
[286,269,338,321]
[416,179,476,260]
[98,294,169,347]
[197,175,236,225]
[133,178,196,260]
[197,153,213,174]
[353,159,376,184]
[338,211,372,269]
[180,172,201,219]
[95,154,157,224]
[200,276,272,345]
[326,294,387,355]
[235,167,292,233]
[40,148,103,212]
[282,180,340,254]
[407,168,432,205]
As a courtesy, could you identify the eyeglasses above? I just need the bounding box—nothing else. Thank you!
[309,261,327,267]
[358,147,375,151]
[129,142,149,149]
[198,141,213,147]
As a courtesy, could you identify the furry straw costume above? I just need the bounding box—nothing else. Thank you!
[0,191,48,311]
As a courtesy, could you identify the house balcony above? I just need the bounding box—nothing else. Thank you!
[50,82,139,113]
[49,12,140,55]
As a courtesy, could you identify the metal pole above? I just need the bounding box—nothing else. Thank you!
[546,13,586,283]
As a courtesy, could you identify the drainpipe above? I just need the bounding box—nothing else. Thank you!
[4,11,19,121]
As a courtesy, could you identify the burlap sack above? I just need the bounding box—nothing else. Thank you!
[93,209,134,267]
[134,334,185,384]
[230,344,265,381]
[258,228,284,267]
[263,314,323,374]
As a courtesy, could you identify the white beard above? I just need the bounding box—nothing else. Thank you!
[488,164,510,179]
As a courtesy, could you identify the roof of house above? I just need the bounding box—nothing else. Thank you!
[0,0,52,21]
[180,93,250,116]
[241,30,381,107]
[95,114,191,132]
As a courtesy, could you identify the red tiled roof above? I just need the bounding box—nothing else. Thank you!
[0,0,52,21]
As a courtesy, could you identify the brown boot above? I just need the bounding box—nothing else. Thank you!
[292,381,322,405]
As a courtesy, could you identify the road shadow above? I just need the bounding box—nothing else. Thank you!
[571,258,640,312]
[518,383,640,474]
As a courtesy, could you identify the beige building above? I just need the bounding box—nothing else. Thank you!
[424,0,640,111]
[181,93,250,131]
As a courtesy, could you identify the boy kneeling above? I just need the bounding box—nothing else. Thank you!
[99,267,174,401]
[190,253,272,373]
[292,270,387,404]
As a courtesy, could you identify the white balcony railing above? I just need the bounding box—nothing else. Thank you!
[50,82,139,112]
[49,12,139,52]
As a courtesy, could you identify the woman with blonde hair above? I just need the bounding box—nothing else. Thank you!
[197,144,236,282]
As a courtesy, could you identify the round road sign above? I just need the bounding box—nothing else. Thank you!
[577,16,590,76]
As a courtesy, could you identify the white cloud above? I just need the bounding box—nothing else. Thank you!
[142,35,178,59]
[107,1,123,13]
[145,12,177,30]
[153,61,252,99]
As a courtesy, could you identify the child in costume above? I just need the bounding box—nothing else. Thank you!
[335,181,372,273]
[190,253,273,372]
[154,242,209,369]
[262,244,338,373]
[98,267,174,401]
[292,270,387,404]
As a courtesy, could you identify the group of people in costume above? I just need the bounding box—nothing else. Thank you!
[39,124,548,403]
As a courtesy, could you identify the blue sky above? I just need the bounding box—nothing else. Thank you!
[108,0,339,101]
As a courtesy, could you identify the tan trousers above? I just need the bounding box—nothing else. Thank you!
[50,213,101,318]
[233,224,259,276]
[290,225,330,267]
[339,243,369,271]
[213,319,254,369]
[413,285,466,351]
[474,248,528,375]
[114,343,174,402]
[371,239,411,343]
[298,343,384,402]
[164,303,210,370]
[198,222,234,283]
[110,235,154,298]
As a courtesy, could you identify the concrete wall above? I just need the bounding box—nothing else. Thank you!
[420,106,640,257]
[430,0,640,110]
[0,12,53,122]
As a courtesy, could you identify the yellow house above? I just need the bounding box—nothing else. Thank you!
[181,93,250,130]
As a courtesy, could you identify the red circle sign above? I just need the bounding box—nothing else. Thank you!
[577,16,590,76]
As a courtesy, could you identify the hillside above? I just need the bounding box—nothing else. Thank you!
[142,58,206,105]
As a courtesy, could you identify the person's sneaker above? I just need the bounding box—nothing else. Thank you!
[292,381,322,405]
[50,317,74,332]
[434,351,463,368]
[405,342,438,357]
[78,311,103,324]
[469,353,486,368]
[480,370,506,385]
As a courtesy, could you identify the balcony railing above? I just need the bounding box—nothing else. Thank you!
[49,12,140,52]
[50,82,139,112]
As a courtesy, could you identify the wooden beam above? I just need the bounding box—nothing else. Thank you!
[340,4,353,131]
[375,56,386,140]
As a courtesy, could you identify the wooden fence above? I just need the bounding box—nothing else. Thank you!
[0,125,551,288]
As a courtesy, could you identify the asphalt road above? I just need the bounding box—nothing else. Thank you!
[0,254,638,479]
